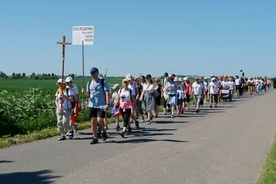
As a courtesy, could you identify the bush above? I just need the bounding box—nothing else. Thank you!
[0,88,55,136]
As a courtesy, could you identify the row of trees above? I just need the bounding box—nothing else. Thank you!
[0,71,75,80]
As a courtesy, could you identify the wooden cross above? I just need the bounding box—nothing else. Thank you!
[57,36,71,83]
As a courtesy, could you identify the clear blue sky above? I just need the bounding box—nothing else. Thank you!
[1,0,275,78]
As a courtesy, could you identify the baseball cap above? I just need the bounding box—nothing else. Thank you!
[57,78,63,83]
[211,77,216,81]
[122,78,129,83]
[179,77,183,82]
[126,74,133,80]
[174,77,179,82]
[90,67,99,73]
[112,83,120,89]
[183,77,188,81]
[65,76,73,82]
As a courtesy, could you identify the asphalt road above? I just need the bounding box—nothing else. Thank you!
[0,90,275,184]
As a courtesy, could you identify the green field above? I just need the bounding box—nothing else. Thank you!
[0,77,124,92]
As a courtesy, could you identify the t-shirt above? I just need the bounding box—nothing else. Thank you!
[112,91,119,105]
[209,81,219,94]
[235,79,241,86]
[192,82,203,95]
[228,81,235,90]
[119,88,132,109]
[128,82,137,96]
[68,84,79,101]
[221,81,229,89]
[55,88,73,110]
[86,78,109,108]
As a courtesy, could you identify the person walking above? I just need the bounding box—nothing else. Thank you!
[191,77,204,113]
[139,74,156,124]
[111,83,121,131]
[208,77,219,108]
[65,76,80,134]
[119,79,134,138]
[83,67,110,144]
[164,76,179,117]
[55,79,75,141]
[184,77,192,110]
[178,77,186,114]
[126,74,140,129]
[154,77,162,117]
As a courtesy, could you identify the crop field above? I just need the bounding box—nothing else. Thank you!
[0,77,123,137]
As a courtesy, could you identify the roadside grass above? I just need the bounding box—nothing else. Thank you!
[0,115,124,149]
[0,121,91,148]
[257,136,276,184]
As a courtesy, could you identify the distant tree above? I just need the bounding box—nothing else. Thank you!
[68,74,75,79]
[22,73,26,78]
[0,71,8,79]
[31,72,36,79]
[12,73,16,79]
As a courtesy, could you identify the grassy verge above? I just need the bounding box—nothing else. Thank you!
[257,136,276,184]
[0,117,124,149]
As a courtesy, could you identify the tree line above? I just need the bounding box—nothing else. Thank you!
[0,71,75,80]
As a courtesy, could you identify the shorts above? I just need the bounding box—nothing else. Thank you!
[88,108,105,119]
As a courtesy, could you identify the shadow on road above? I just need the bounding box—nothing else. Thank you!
[0,169,60,184]
[0,160,14,163]
[108,138,188,144]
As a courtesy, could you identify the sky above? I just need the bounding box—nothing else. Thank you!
[0,0,276,78]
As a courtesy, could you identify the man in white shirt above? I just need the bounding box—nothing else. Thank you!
[191,77,204,113]
[208,77,219,108]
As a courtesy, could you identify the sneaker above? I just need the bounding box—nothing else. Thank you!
[105,125,108,130]
[147,120,151,125]
[135,121,139,129]
[215,104,217,108]
[68,130,74,139]
[115,125,120,131]
[209,105,212,108]
[120,132,125,138]
[58,136,66,141]
[73,123,78,133]
[196,109,199,113]
[171,114,174,118]
[90,138,98,144]
[102,131,107,141]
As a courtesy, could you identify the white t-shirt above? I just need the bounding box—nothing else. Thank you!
[112,91,119,105]
[228,81,235,90]
[209,81,219,94]
[192,82,203,95]
[119,88,132,109]
[221,81,229,89]
[235,79,241,85]
[68,84,79,101]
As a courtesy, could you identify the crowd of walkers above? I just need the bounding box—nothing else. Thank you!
[54,67,271,144]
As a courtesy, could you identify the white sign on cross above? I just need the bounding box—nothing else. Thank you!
[72,26,94,45]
